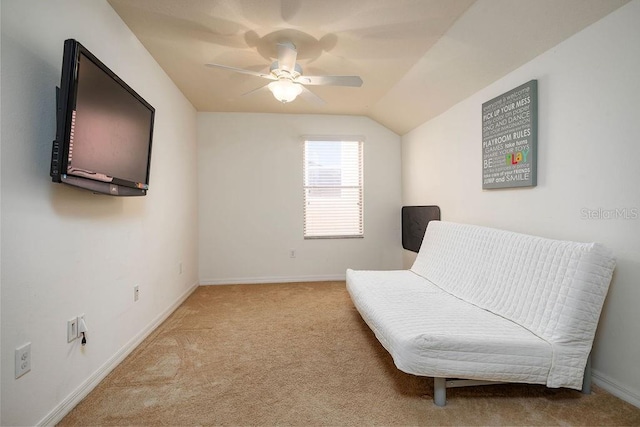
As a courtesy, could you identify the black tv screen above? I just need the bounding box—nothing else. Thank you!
[50,39,155,196]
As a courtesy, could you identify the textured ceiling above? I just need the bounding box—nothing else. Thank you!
[108,0,629,135]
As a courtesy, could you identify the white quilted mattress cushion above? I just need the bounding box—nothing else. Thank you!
[346,269,552,384]
[410,221,615,388]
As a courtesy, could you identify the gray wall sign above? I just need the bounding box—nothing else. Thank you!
[482,80,538,189]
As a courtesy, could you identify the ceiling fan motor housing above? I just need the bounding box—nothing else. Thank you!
[270,61,302,81]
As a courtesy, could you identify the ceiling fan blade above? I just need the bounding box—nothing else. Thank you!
[299,86,326,106]
[295,75,363,87]
[241,84,270,97]
[277,42,298,72]
[205,63,275,80]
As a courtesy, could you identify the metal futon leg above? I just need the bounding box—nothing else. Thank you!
[433,378,507,406]
[434,378,447,407]
[582,354,592,394]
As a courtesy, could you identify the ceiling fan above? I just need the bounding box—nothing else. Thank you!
[205,41,363,104]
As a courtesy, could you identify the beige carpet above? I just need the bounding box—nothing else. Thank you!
[60,282,640,426]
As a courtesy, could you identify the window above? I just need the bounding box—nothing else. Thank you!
[303,139,363,238]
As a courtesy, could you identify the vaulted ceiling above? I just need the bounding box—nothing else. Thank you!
[108,0,628,135]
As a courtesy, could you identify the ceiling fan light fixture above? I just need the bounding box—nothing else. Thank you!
[206,40,361,106]
[268,79,302,103]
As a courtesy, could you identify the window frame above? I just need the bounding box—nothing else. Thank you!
[303,137,364,239]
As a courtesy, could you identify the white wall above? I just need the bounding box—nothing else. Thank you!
[198,113,402,284]
[0,1,199,425]
[402,0,640,406]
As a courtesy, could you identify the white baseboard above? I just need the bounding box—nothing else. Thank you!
[200,274,346,285]
[592,369,640,409]
[38,281,199,426]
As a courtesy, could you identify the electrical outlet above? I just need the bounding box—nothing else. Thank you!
[67,317,78,342]
[290,249,296,258]
[15,342,31,378]
[179,262,183,275]
[134,285,139,302]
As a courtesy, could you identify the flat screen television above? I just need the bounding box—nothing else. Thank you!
[50,39,155,196]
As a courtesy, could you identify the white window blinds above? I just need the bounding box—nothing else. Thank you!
[303,139,363,238]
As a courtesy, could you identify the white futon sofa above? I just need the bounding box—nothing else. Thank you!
[346,221,615,406]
